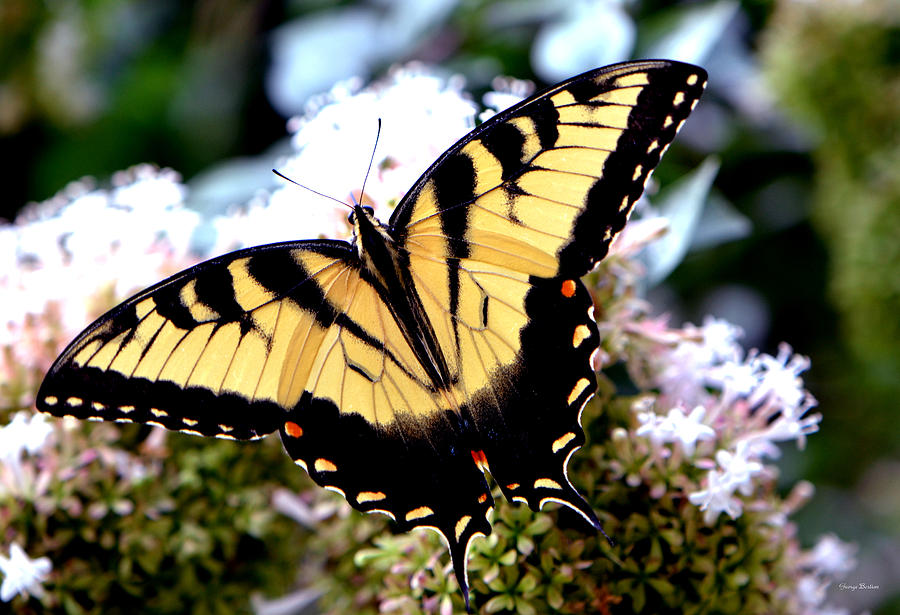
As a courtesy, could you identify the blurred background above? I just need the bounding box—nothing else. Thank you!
[2,0,898,612]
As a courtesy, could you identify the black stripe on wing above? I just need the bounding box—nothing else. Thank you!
[36,240,358,441]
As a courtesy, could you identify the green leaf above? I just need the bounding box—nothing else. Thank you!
[631,582,647,613]
[517,573,538,593]
[659,529,684,549]
[516,534,535,555]
[645,537,663,573]
[641,156,721,286]
[515,596,537,615]
[547,586,564,610]
[485,595,515,613]
[648,578,677,602]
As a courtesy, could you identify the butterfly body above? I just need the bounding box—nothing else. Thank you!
[36,60,707,607]
[351,204,457,393]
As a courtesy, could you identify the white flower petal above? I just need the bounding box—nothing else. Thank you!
[0,543,52,602]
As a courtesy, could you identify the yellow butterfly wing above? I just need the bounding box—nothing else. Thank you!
[37,60,707,608]
[394,60,707,278]
[36,239,495,583]
[37,242,350,438]
[391,58,706,503]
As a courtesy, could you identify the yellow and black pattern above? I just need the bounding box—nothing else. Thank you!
[37,60,706,609]
[394,60,706,279]
[37,241,357,440]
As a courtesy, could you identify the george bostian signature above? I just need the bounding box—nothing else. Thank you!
[838,582,880,591]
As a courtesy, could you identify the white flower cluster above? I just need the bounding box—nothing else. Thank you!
[793,534,859,615]
[634,316,822,524]
[0,411,53,495]
[1,165,198,405]
[635,404,715,456]
[688,441,765,524]
[211,65,528,255]
[4,67,526,372]
[0,413,55,602]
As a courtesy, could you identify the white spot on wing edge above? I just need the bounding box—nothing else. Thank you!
[364,508,396,521]
[324,485,346,497]
[550,392,598,527]
[539,495,599,529]
[589,346,601,368]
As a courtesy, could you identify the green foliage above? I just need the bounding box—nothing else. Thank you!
[304,404,813,614]
[762,0,900,477]
[1,419,308,614]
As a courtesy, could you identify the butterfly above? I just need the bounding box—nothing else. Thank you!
[36,60,706,608]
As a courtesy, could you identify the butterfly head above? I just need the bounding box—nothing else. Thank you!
[347,205,376,229]
[349,204,399,270]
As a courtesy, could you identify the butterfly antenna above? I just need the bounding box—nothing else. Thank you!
[272,169,352,210]
[358,118,382,208]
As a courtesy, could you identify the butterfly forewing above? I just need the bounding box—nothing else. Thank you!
[394,60,707,278]
[37,241,353,439]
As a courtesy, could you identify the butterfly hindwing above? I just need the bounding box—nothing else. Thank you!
[405,255,603,526]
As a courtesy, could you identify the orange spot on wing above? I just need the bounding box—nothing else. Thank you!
[561,279,577,298]
[284,421,303,438]
[470,449,489,472]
